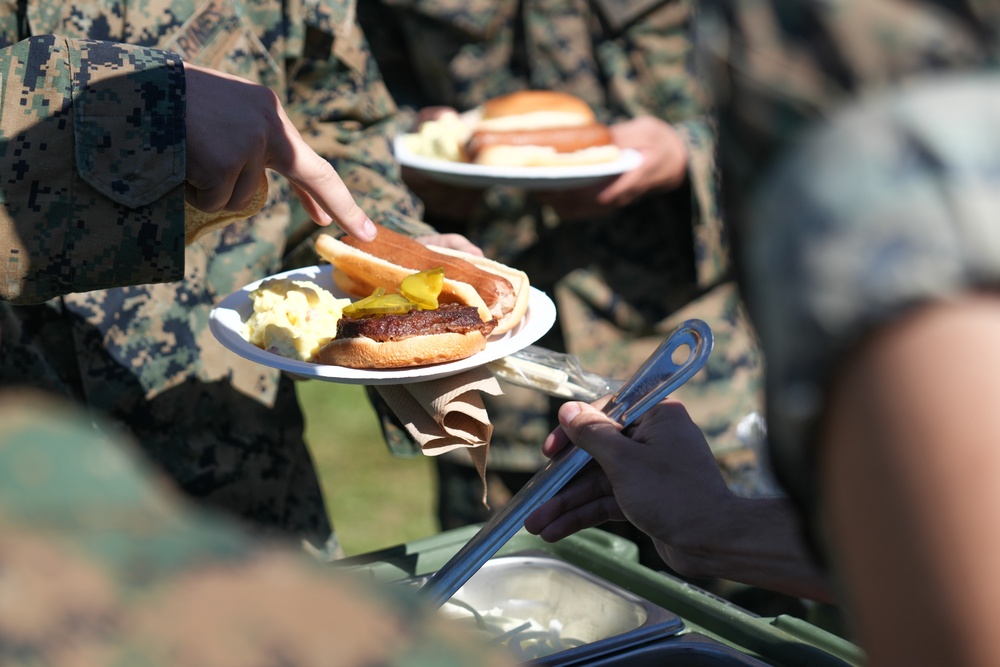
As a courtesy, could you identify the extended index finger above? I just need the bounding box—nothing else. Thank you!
[268,115,376,240]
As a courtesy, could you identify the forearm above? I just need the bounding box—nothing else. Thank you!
[0,36,186,303]
[575,399,833,603]
[666,493,834,603]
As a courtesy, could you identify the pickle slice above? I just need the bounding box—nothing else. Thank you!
[400,267,445,310]
[342,288,418,318]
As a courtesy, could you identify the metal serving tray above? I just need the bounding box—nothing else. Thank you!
[433,551,685,665]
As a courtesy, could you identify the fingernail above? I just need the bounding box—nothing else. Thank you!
[560,402,582,425]
[362,218,376,240]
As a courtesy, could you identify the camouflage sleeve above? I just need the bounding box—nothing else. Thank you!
[0,389,512,667]
[0,36,187,304]
[284,0,435,257]
[743,77,1000,550]
[599,0,726,288]
[700,0,1000,536]
[672,115,724,288]
[697,0,990,242]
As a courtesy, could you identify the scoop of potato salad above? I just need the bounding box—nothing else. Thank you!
[403,110,474,162]
[245,278,351,361]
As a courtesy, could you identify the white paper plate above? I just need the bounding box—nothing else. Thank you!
[394,136,643,190]
[209,264,556,385]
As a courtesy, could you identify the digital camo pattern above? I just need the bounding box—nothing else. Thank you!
[698,0,1000,525]
[0,390,510,667]
[0,0,433,553]
[0,36,187,304]
[362,0,726,284]
[359,0,766,509]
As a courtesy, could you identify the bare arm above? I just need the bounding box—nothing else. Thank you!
[821,293,1000,667]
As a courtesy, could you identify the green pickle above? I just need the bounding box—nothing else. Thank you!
[400,267,445,309]
[342,288,416,317]
[341,268,446,317]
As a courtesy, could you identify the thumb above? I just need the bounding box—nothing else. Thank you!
[557,401,627,466]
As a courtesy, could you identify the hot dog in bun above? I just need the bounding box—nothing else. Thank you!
[311,224,531,369]
[403,90,621,168]
[467,90,621,167]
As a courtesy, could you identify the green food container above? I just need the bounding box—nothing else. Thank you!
[336,526,864,667]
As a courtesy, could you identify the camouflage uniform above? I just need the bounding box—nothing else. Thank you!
[0,45,507,662]
[358,0,766,527]
[0,37,187,304]
[698,0,1000,553]
[0,389,510,667]
[0,0,434,556]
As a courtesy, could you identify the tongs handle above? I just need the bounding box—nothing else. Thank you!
[419,319,714,609]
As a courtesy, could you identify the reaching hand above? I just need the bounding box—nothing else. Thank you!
[183,64,375,240]
[523,399,734,576]
[525,398,728,535]
[524,399,833,600]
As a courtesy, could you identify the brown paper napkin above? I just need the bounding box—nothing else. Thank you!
[375,366,503,505]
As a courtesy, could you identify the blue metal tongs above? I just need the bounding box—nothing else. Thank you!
[419,319,714,608]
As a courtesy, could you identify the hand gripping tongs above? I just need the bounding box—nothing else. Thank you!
[419,319,714,609]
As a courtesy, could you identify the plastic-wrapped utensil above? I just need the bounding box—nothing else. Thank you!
[487,345,625,400]
[420,319,714,609]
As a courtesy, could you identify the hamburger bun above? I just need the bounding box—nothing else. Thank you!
[313,328,488,369]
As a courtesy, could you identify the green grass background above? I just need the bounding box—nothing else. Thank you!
[296,380,439,555]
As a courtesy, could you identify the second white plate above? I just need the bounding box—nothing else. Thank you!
[209,264,557,385]
[394,136,643,190]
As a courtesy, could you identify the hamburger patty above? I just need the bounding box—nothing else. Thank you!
[334,304,497,342]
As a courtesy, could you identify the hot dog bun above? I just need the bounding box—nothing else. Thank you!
[313,224,530,336]
[467,91,621,167]
[422,244,531,336]
[480,90,594,120]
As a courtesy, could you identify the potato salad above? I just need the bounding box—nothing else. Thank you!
[245,278,351,361]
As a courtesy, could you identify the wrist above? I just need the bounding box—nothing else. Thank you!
[710,495,833,601]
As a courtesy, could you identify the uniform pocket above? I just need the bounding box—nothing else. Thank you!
[71,40,186,208]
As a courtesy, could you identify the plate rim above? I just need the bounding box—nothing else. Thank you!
[393,135,642,183]
[209,264,556,385]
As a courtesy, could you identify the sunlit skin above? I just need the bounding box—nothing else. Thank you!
[183,64,375,240]
[822,293,1000,667]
